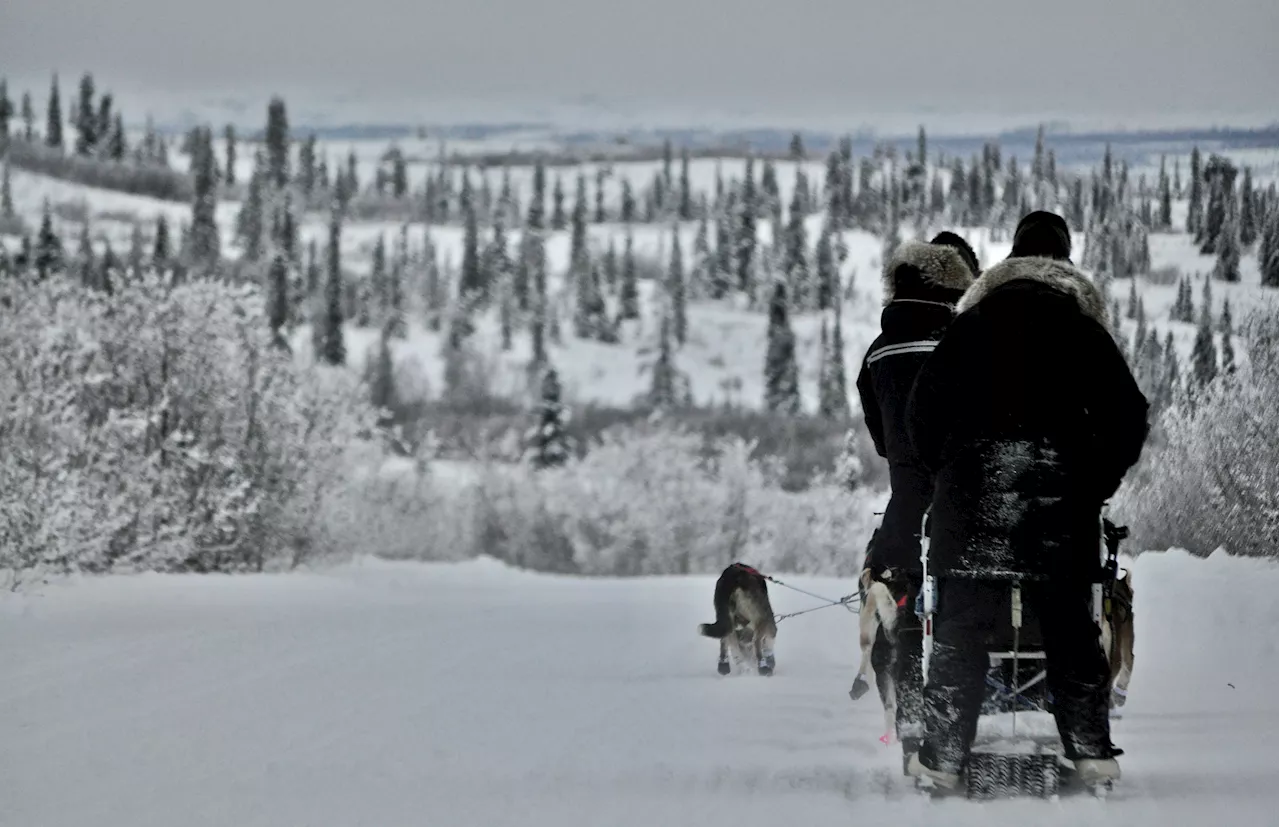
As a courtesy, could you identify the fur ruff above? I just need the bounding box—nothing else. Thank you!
[882,241,976,305]
[956,256,1109,328]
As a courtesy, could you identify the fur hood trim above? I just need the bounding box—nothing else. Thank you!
[956,256,1109,328]
[881,240,975,305]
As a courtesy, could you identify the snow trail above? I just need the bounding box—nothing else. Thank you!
[1,551,1274,826]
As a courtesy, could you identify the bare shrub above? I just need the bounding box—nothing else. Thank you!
[1114,305,1278,557]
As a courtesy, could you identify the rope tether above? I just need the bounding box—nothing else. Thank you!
[760,573,861,623]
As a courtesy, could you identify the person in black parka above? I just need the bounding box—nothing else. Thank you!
[852,232,979,750]
[904,212,1150,789]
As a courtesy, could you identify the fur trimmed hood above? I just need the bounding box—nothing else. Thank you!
[956,256,1109,328]
[881,241,976,305]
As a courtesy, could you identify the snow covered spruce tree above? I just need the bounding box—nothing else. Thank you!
[1213,203,1242,283]
[619,229,640,321]
[45,74,64,151]
[667,225,687,345]
[317,209,346,366]
[818,306,851,420]
[527,366,571,469]
[188,126,221,275]
[763,279,801,414]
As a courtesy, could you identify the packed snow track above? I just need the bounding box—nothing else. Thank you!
[1,550,1275,827]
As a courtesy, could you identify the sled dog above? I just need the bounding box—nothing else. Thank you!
[850,566,903,740]
[1102,567,1135,709]
[698,563,777,676]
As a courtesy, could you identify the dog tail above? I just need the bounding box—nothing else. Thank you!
[698,582,735,638]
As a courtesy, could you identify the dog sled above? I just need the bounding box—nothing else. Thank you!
[915,504,1131,800]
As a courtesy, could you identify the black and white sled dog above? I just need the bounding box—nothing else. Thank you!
[851,566,903,740]
[698,563,778,676]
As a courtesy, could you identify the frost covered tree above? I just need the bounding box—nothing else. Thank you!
[1259,193,1279,288]
[1190,298,1218,388]
[648,311,680,410]
[422,231,445,332]
[368,321,398,417]
[603,237,619,294]
[1213,203,1242,283]
[0,80,10,142]
[298,134,317,196]
[1157,156,1173,230]
[74,73,96,156]
[619,230,640,320]
[458,173,485,304]
[815,220,837,311]
[265,97,290,189]
[20,91,34,142]
[152,214,171,270]
[1239,168,1257,246]
[528,367,571,469]
[1,157,14,218]
[620,178,635,224]
[551,174,566,230]
[34,200,62,279]
[738,157,757,292]
[782,182,810,307]
[1199,155,1237,255]
[529,231,549,365]
[318,211,347,366]
[1186,146,1203,235]
[763,280,800,414]
[570,173,591,336]
[835,430,865,492]
[223,124,238,186]
[691,209,711,298]
[188,127,221,273]
[498,268,515,351]
[667,225,687,345]
[594,167,607,223]
[827,302,852,419]
[46,74,63,151]
[679,146,693,220]
[711,206,734,299]
[267,253,290,347]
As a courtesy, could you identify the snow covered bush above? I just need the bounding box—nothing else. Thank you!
[464,425,881,576]
[1114,306,1278,558]
[0,272,381,582]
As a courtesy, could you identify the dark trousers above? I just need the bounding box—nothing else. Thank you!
[870,579,925,742]
[918,579,1115,775]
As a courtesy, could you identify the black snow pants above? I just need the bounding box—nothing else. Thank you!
[917,578,1117,775]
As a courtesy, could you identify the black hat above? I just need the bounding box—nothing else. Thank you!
[1010,211,1072,261]
[929,231,980,277]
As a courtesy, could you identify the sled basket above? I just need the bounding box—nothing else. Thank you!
[966,749,1062,799]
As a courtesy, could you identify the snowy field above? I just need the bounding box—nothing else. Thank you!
[1,550,1274,827]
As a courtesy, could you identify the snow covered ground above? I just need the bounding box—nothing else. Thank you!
[1,549,1274,827]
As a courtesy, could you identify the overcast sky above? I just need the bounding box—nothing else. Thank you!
[2,0,1276,128]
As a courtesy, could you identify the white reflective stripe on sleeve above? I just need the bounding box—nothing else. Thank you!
[865,340,938,364]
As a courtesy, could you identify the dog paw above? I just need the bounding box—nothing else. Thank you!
[717,660,731,676]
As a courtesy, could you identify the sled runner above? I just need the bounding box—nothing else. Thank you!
[916,504,1130,800]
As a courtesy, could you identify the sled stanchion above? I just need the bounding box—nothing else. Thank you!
[1010,582,1023,741]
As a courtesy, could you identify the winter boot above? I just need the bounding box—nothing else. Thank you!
[906,752,960,790]
[1074,757,1121,785]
